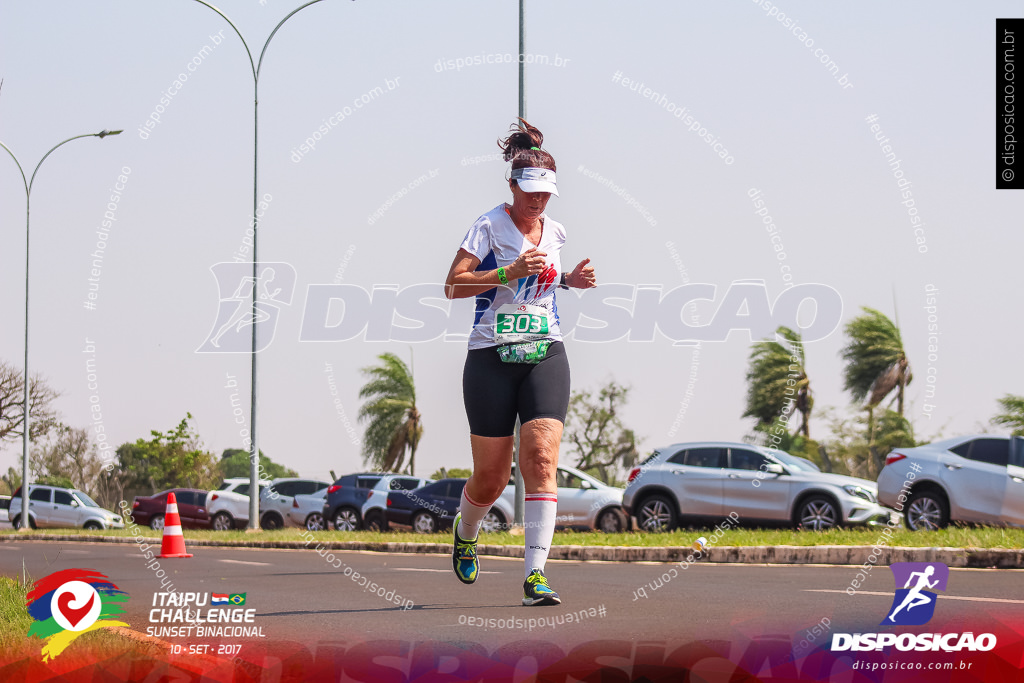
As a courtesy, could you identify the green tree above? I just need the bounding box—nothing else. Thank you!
[358,352,423,475]
[219,448,298,479]
[992,394,1024,436]
[430,467,472,480]
[744,326,812,438]
[820,407,916,479]
[562,380,639,484]
[114,414,220,494]
[840,307,912,467]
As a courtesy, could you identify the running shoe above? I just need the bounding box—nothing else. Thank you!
[522,568,561,606]
[452,513,479,584]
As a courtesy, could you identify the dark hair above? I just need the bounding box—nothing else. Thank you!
[497,118,556,172]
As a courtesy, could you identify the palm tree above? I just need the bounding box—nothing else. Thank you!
[357,352,423,474]
[744,326,812,438]
[840,307,912,462]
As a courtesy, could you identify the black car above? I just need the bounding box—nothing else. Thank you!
[386,478,466,534]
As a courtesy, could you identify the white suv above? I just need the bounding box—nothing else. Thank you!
[208,478,270,531]
[10,485,124,530]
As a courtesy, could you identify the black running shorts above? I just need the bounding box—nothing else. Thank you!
[462,341,570,438]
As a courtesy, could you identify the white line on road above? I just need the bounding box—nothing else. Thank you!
[218,559,271,566]
[805,589,1024,605]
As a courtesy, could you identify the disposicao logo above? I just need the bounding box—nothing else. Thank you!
[884,562,947,626]
[831,562,996,653]
[26,569,129,661]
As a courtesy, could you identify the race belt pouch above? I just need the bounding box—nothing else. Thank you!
[498,340,551,364]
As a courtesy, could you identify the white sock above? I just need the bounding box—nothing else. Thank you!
[457,487,492,541]
[524,493,557,578]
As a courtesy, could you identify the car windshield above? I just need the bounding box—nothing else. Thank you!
[73,491,100,507]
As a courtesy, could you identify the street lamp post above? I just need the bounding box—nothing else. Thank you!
[192,0,327,530]
[0,128,122,531]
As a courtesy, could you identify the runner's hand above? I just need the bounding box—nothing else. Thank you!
[509,248,547,279]
[568,258,596,289]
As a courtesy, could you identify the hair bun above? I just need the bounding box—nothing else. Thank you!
[497,118,556,171]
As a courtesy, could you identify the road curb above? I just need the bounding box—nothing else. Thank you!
[3,534,1023,567]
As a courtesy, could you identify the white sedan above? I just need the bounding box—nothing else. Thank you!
[499,464,628,532]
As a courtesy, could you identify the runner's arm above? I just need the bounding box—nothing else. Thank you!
[444,248,545,299]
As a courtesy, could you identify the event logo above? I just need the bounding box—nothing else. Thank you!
[832,561,996,652]
[26,569,129,661]
[884,562,948,626]
[197,262,297,353]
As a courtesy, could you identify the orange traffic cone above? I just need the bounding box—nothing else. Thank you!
[160,492,193,558]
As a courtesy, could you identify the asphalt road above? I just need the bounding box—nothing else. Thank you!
[2,540,1022,654]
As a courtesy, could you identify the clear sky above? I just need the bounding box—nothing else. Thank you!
[1,0,1020,483]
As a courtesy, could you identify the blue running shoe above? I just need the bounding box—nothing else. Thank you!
[452,513,479,584]
[522,568,561,606]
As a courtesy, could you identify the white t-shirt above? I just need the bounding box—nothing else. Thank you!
[458,204,565,350]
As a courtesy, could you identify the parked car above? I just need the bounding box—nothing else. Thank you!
[130,489,211,530]
[622,442,893,531]
[258,478,330,529]
[9,485,125,530]
[287,489,329,530]
[386,478,515,534]
[323,473,429,531]
[0,495,10,525]
[207,478,271,530]
[499,464,628,532]
[877,435,1024,530]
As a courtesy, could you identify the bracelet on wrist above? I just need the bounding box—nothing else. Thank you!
[497,267,509,285]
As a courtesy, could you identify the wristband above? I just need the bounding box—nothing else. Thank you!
[559,273,569,290]
[497,267,508,285]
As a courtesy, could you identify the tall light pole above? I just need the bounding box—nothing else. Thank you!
[513,0,527,529]
[0,128,122,531]
[192,0,327,530]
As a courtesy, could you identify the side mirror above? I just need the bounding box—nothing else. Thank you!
[580,480,594,489]
[764,463,786,475]
[71,500,80,507]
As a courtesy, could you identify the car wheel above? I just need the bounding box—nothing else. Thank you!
[150,515,165,531]
[83,521,102,531]
[796,495,839,531]
[260,513,283,530]
[333,508,361,531]
[480,509,506,533]
[305,513,325,531]
[12,515,36,530]
[905,489,950,531]
[364,511,388,532]
[597,507,628,533]
[637,495,678,532]
[411,510,437,534]
[211,511,234,531]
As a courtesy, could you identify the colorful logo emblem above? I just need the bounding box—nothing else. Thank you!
[883,562,949,626]
[26,569,129,661]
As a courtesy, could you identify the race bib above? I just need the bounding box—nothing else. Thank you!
[494,303,550,344]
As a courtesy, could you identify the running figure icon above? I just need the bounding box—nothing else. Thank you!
[887,565,939,623]
[197,262,297,354]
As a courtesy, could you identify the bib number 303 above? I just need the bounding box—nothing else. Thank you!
[494,303,550,344]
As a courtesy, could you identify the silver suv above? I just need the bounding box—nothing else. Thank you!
[622,441,893,531]
[9,485,124,530]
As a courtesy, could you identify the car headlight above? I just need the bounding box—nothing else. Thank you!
[843,485,877,504]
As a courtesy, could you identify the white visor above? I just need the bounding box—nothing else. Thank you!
[511,167,558,196]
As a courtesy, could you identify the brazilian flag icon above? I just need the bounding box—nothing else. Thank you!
[229,593,247,605]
